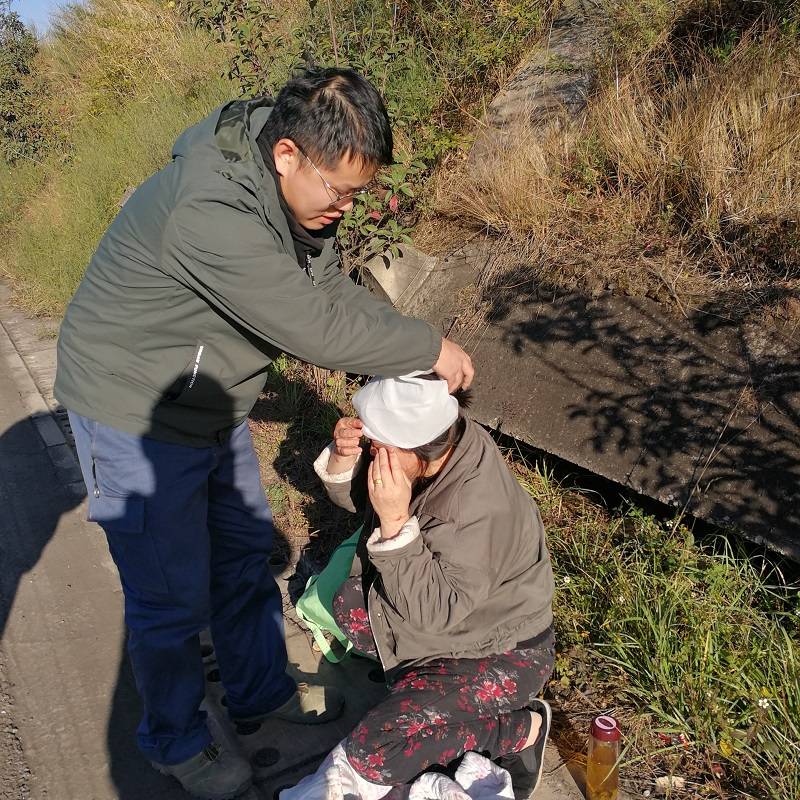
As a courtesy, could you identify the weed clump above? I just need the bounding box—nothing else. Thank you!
[431,1,800,317]
[518,461,800,800]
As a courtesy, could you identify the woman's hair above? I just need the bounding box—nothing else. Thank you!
[405,386,473,476]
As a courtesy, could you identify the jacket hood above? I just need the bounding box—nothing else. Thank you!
[172,97,281,210]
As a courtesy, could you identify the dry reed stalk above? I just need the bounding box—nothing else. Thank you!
[424,24,800,314]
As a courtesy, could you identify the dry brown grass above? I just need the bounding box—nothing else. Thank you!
[594,30,800,268]
[44,0,225,121]
[446,121,573,240]
[428,24,800,315]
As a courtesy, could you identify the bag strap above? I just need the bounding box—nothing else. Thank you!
[295,574,354,663]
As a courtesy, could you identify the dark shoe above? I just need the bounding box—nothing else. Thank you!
[496,699,552,798]
[236,682,345,725]
[152,741,253,799]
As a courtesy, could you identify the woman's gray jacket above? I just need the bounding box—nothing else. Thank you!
[314,417,555,670]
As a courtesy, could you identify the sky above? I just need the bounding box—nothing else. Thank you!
[13,0,62,34]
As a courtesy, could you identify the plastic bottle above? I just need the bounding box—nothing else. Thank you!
[586,714,621,800]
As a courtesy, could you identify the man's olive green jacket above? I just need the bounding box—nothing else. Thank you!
[55,98,440,446]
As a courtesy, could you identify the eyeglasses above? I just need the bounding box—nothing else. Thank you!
[298,147,373,204]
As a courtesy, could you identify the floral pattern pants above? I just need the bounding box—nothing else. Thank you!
[332,576,556,786]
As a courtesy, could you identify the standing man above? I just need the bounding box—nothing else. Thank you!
[55,67,473,799]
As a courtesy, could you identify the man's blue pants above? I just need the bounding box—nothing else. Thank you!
[69,411,296,765]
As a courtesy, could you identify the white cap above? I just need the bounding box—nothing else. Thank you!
[352,372,459,449]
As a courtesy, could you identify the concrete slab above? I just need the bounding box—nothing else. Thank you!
[372,242,800,559]
[30,411,67,448]
[363,245,439,312]
[462,288,800,557]
[470,0,609,161]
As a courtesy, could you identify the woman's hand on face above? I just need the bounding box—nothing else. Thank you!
[326,417,363,475]
[368,447,412,540]
[333,417,363,458]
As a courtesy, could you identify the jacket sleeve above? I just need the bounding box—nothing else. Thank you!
[313,443,367,514]
[162,189,441,376]
[366,484,494,633]
[314,240,398,317]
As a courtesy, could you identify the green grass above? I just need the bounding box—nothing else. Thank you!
[1,77,230,315]
[0,0,232,314]
[0,157,48,232]
[515,462,800,799]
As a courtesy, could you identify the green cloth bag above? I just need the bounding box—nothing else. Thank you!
[295,525,363,663]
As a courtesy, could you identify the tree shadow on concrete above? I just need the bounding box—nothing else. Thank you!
[473,261,800,556]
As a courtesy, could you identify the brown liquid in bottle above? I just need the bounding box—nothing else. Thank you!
[586,715,621,800]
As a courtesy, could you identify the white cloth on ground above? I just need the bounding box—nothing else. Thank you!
[277,742,392,800]
[409,752,514,800]
[277,743,513,800]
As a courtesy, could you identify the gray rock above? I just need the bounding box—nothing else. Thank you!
[470,0,610,162]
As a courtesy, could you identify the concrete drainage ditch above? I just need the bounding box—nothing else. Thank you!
[363,241,800,559]
[362,0,799,558]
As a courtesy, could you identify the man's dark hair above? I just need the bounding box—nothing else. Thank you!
[259,67,392,169]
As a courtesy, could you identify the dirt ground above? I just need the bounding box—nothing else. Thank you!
[0,648,31,800]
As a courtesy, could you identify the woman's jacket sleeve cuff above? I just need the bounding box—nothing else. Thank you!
[313,442,361,484]
[366,516,421,554]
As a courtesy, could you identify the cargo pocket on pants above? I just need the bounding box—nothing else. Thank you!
[88,494,170,597]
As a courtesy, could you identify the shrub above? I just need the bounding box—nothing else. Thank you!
[181,0,552,268]
[0,10,54,162]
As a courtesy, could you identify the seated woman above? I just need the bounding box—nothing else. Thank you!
[310,372,556,798]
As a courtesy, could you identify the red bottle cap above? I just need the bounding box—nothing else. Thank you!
[591,715,621,742]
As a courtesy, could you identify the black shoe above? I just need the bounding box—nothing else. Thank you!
[496,699,552,798]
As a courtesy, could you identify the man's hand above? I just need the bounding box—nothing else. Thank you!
[432,337,474,392]
[327,417,363,475]
[368,448,412,540]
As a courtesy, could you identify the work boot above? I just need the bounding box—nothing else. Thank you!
[237,682,345,725]
[495,698,552,798]
[152,741,253,800]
